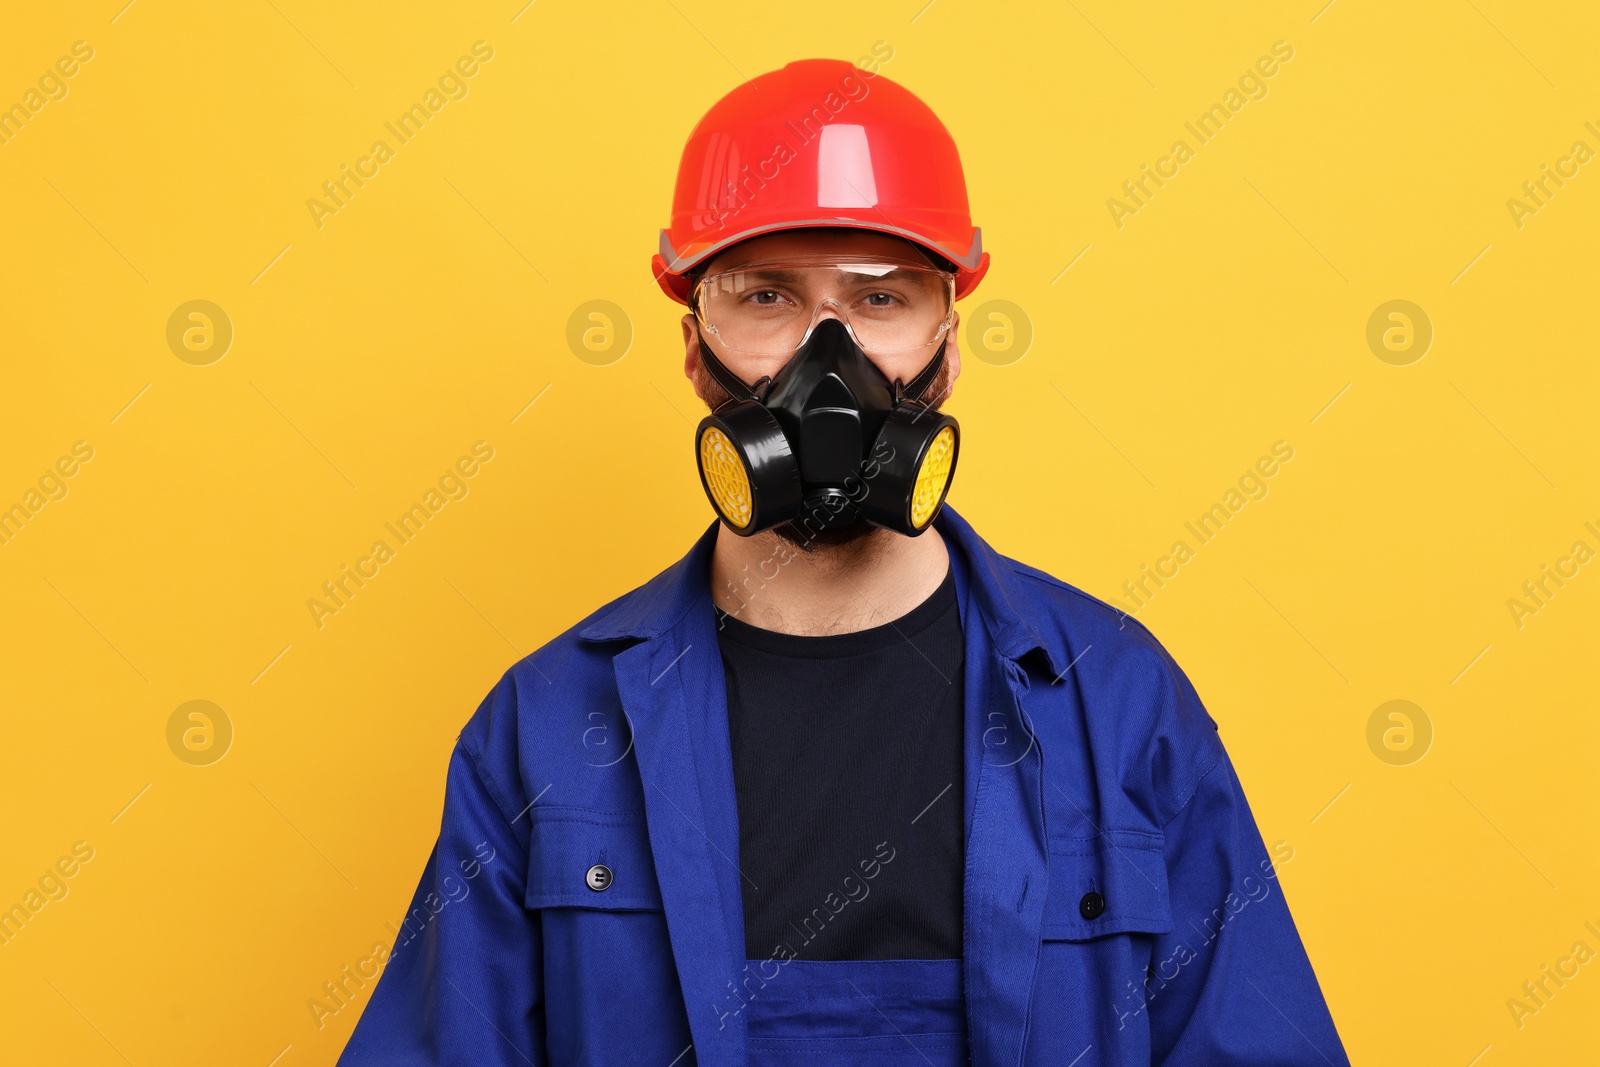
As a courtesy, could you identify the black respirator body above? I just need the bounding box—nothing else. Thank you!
[694,317,959,538]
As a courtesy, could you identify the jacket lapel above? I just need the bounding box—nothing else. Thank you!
[584,523,747,1067]
[944,508,1060,1067]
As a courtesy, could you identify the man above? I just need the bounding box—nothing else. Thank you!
[339,59,1349,1066]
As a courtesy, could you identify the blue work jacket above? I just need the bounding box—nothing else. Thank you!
[339,507,1349,1066]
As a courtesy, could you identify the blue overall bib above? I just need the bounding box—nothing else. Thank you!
[742,959,966,1065]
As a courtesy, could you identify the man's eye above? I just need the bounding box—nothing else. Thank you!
[863,292,901,308]
[746,289,785,306]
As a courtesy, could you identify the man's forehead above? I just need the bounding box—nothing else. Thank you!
[703,229,934,272]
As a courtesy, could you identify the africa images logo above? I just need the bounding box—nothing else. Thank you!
[1106,41,1295,228]
[305,42,496,229]
[695,41,895,231]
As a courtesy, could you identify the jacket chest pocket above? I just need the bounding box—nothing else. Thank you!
[523,808,665,912]
[1026,831,1173,1063]
[1041,829,1172,941]
[523,809,691,1065]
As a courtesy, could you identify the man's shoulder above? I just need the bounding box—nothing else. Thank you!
[997,551,1228,825]
[1000,553,1196,692]
[1006,556,1163,646]
[453,591,637,796]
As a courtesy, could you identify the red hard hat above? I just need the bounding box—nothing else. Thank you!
[653,58,989,305]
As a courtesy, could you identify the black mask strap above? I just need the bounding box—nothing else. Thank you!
[896,339,948,403]
[694,332,769,404]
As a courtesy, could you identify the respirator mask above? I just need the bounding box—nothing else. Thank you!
[690,256,960,539]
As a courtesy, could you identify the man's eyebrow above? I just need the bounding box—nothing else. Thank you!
[732,268,805,283]
[731,266,924,283]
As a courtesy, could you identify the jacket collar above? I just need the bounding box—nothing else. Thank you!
[576,506,1060,674]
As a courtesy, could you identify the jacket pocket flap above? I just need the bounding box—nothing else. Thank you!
[524,809,664,911]
[1042,829,1172,940]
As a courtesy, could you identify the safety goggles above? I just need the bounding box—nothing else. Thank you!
[691,256,956,360]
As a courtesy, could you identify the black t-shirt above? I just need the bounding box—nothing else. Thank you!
[715,563,965,961]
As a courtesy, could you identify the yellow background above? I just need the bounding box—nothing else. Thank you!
[2,1,1596,1063]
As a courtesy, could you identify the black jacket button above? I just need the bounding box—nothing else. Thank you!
[1079,891,1105,920]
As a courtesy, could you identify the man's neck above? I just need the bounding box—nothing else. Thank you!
[709,522,951,636]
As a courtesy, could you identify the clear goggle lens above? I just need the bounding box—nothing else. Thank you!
[692,257,955,359]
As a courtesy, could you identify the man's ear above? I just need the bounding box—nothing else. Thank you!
[682,313,701,382]
[946,309,962,386]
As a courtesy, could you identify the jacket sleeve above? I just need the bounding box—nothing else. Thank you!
[337,733,544,1065]
[1146,744,1348,1066]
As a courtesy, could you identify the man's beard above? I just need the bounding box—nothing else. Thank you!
[771,514,875,552]
[692,351,952,551]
